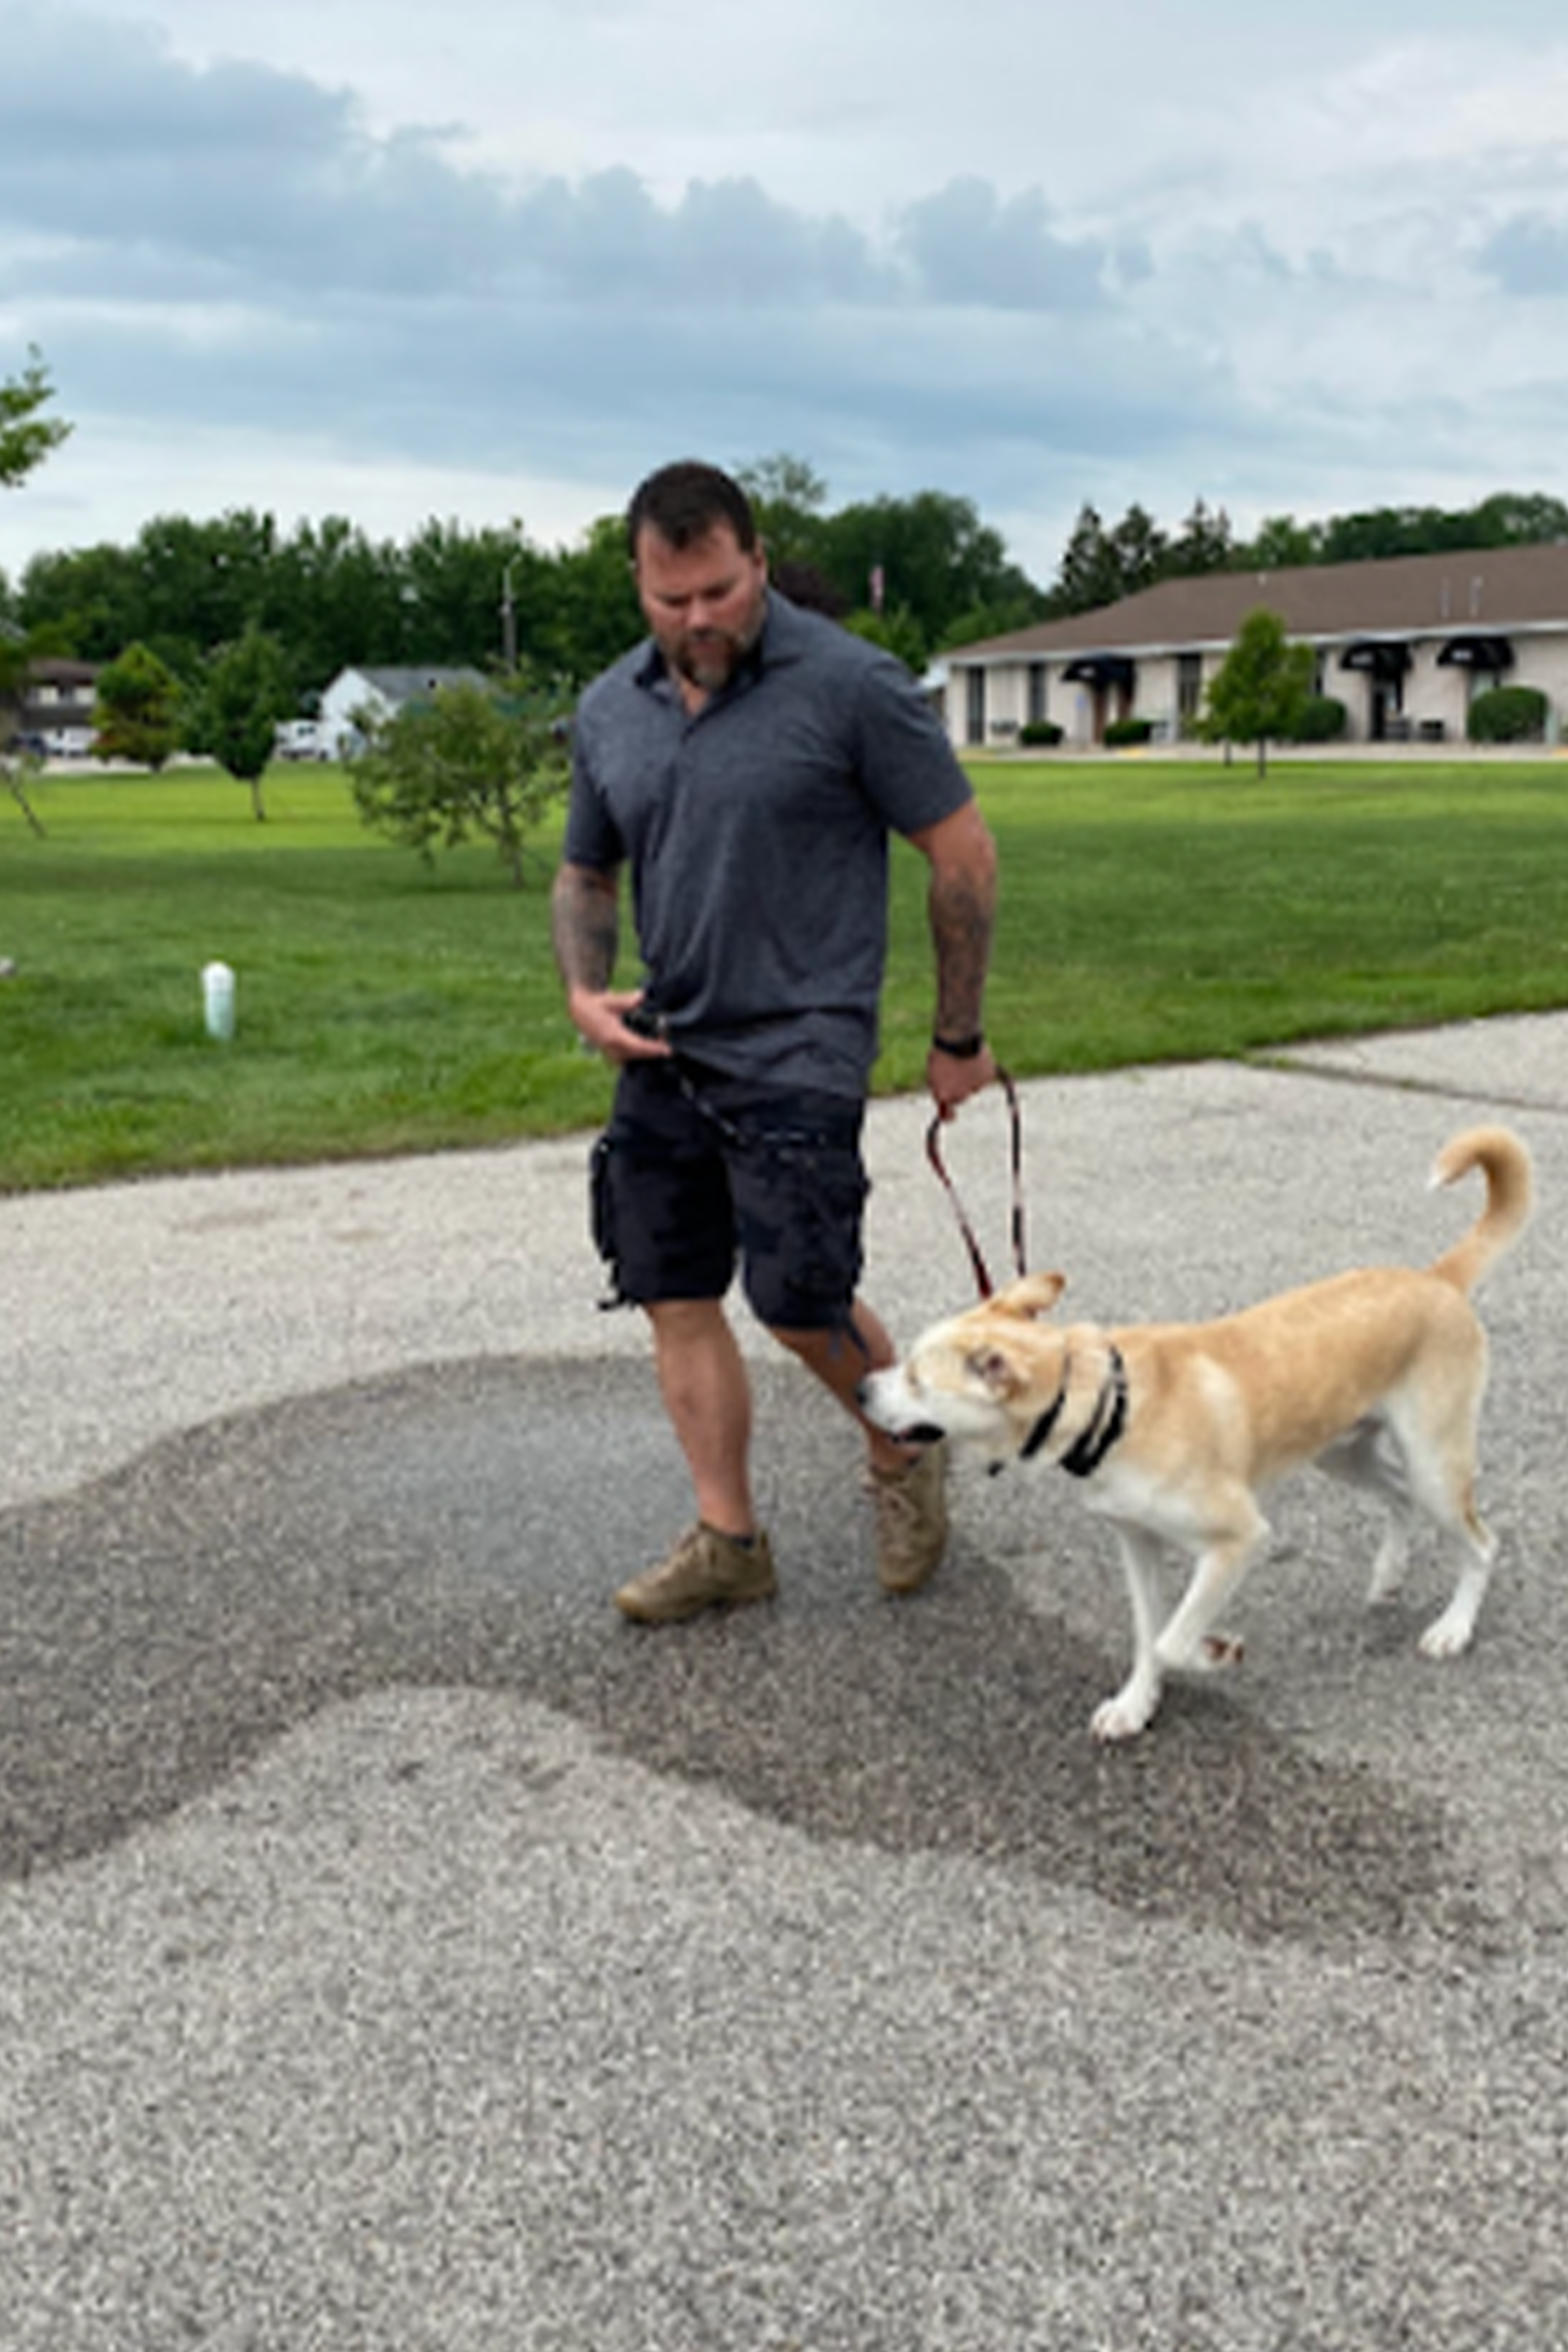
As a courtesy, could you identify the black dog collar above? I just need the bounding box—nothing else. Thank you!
[1058,1345,1129,1479]
[1018,1345,1128,1476]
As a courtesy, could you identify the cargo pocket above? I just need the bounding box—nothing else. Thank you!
[588,1132,628,1308]
[742,1137,868,1327]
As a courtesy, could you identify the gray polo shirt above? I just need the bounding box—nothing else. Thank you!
[565,591,974,1096]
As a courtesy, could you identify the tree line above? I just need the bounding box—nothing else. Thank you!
[9,472,1566,707]
[1,456,1046,704]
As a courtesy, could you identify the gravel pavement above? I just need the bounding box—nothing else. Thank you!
[4,1013,1568,2350]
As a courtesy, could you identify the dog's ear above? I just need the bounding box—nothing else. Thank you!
[965,1344,1022,1397]
[993,1271,1066,1320]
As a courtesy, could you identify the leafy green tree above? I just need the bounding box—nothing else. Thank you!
[842,604,929,673]
[1053,503,1123,614]
[819,488,1040,661]
[1168,497,1234,577]
[738,452,832,571]
[1230,514,1322,570]
[92,641,182,769]
[1107,503,1168,597]
[402,518,553,672]
[1,348,70,489]
[1198,608,1314,775]
[347,670,572,887]
[18,539,140,660]
[536,515,643,681]
[1468,491,1568,546]
[186,624,298,820]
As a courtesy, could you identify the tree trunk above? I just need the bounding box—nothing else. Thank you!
[5,767,46,838]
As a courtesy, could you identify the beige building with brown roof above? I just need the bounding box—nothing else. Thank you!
[940,542,1568,750]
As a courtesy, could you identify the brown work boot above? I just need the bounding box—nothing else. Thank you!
[614,1522,777,1624]
[868,1443,949,1594]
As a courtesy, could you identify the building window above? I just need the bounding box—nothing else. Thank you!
[1026,663,1047,726]
[965,667,986,747]
[1177,652,1203,725]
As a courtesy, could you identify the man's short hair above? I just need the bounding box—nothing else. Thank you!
[627,461,758,559]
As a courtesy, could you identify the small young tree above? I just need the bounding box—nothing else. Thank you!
[186,624,297,820]
[1199,608,1314,775]
[347,670,571,887]
[93,641,182,770]
[0,347,71,489]
[1,349,71,841]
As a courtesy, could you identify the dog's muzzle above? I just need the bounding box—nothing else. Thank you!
[854,1378,946,1447]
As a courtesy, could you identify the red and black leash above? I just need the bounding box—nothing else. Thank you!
[924,1066,1027,1300]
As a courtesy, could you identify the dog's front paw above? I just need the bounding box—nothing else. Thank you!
[1091,1684,1157,1741]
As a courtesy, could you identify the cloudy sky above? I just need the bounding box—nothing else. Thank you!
[3,0,1568,590]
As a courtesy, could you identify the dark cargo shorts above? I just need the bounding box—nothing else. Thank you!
[589,1057,870,1330]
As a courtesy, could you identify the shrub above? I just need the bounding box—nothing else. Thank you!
[1468,685,1548,744]
[1103,716,1155,748]
[1018,719,1063,746]
[1293,694,1348,743]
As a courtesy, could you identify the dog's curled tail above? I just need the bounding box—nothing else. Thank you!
[1427,1124,1534,1294]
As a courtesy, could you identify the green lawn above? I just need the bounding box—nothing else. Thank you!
[4,754,1568,1191]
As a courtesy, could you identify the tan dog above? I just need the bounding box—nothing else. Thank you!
[860,1126,1533,1739]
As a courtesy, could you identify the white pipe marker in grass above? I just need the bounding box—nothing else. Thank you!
[202,960,236,1041]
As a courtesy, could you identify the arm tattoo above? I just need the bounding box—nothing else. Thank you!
[929,864,995,1037]
[551,864,621,994]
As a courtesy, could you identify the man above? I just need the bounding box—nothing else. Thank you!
[552,460,997,1622]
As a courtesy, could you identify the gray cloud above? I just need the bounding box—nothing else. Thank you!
[1477,213,1568,297]
[894,179,1122,311]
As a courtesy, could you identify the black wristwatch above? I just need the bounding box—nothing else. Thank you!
[932,1030,985,1059]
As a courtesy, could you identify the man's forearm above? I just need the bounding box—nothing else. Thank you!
[551,862,621,997]
[928,852,996,1037]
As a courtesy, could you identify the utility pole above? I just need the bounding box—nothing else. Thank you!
[500,563,517,669]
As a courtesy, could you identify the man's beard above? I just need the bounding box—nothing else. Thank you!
[672,633,744,690]
[663,599,764,693]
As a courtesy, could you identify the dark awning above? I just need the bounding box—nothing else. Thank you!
[1061,654,1135,691]
[1339,640,1411,681]
[1436,634,1514,671]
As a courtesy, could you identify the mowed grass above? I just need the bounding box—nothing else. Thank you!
[3,753,1568,1190]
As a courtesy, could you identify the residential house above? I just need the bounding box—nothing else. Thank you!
[940,543,1568,750]
[318,664,489,759]
[8,655,100,756]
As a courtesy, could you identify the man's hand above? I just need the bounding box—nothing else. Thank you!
[926,1039,999,1120]
[568,985,674,1064]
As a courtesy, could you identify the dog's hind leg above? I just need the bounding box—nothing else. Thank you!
[1317,1418,1416,1605]
[1416,1473,1496,1659]
[1388,1383,1497,1658]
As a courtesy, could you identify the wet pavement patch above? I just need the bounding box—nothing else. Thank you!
[1,1355,1465,1951]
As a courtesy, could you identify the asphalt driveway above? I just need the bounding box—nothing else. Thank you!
[3,1015,1567,2350]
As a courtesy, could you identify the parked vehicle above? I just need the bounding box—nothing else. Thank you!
[274,718,331,762]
